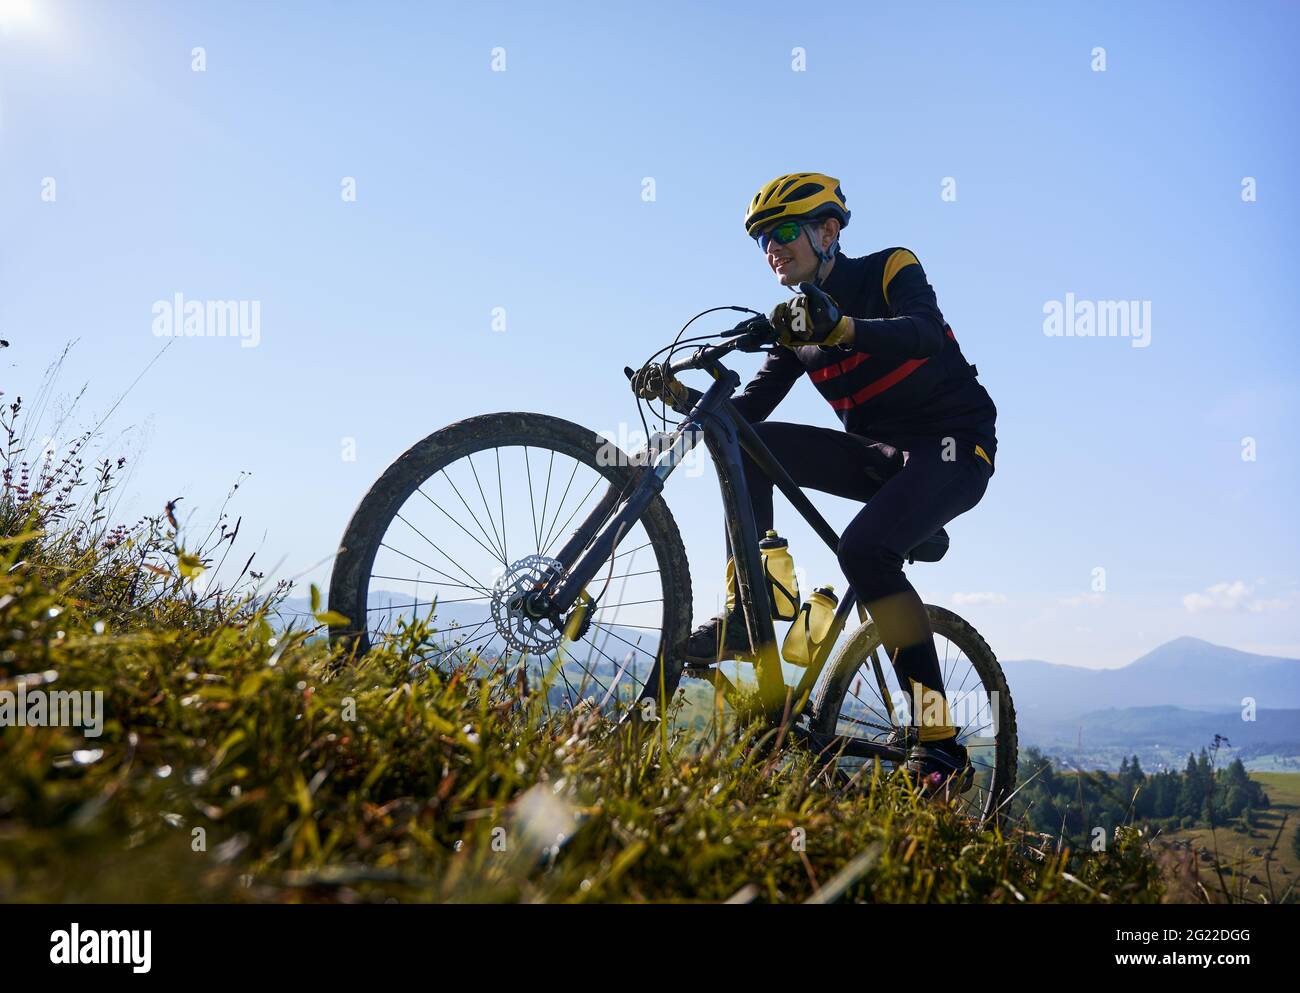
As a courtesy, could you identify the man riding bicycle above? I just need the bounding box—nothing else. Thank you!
[636,172,998,786]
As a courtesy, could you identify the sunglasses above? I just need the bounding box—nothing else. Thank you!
[756,220,807,252]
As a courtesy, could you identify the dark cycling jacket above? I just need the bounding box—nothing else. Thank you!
[732,247,998,467]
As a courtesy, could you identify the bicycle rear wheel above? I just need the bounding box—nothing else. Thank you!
[328,412,693,717]
[810,605,1018,823]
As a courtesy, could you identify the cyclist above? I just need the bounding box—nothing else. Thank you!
[638,172,997,787]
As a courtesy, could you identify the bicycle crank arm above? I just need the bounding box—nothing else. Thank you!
[796,727,907,764]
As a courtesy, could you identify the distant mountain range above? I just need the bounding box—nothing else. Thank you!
[281,594,1299,772]
[1003,637,1300,716]
[1003,637,1300,771]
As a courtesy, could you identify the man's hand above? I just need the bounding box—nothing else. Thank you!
[769,282,854,349]
[630,362,689,404]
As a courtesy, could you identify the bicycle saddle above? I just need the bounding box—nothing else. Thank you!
[906,527,949,564]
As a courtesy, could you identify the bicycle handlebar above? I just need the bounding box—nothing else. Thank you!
[665,316,777,375]
[624,314,777,401]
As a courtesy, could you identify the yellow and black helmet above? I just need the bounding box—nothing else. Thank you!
[744,172,850,239]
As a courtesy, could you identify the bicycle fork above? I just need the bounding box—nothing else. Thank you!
[521,374,733,633]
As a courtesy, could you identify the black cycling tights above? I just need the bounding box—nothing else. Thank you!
[723,421,993,742]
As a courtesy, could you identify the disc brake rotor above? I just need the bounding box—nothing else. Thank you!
[491,554,568,654]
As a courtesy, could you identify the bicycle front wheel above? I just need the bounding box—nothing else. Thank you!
[328,412,693,718]
[810,605,1018,823]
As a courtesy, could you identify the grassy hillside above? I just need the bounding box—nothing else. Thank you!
[1154,773,1300,902]
[0,437,1191,904]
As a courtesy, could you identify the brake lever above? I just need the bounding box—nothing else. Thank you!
[722,314,773,338]
[731,315,778,352]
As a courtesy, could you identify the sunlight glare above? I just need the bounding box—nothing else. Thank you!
[0,0,37,31]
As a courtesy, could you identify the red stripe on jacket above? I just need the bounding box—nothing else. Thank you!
[818,326,954,409]
[827,358,929,410]
[809,351,870,384]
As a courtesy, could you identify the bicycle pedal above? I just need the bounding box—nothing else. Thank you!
[682,662,718,679]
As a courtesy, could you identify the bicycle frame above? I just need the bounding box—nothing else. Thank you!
[532,350,907,763]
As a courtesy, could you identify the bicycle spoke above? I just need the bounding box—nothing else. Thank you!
[844,678,895,733]
[537,448,556,555]
[950,656,978,699]
[400,606,624,713]
[859,658,898,724]
[544,470,635,566]
[597,650,638,711]
[590,543,636,656]
[538,473,604,560]
[495,447,509,564]
[393,514,490,595]
[569,636,624,700]
[367,598,441,614]
[356,434,675,724]
[523,446,541,554]
[439,466,505,563]
[960,722,997,745]
[418,616,496,652]
[591,567,660,581]
[611,540,653,561]
[588,620,655,660]
[379,542,493,597]
[538,457,581,555]
[466,452,507,566]
[370,575,488,590]
[838,623,1010,814]
[416,486,506,567]
[551,662,582,712]
[411,594,490,606]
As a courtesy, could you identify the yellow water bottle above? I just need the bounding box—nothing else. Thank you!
[782,585,839,667]
[759,529,799,621]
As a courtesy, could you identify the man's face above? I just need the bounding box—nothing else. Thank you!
[763,218,839,286]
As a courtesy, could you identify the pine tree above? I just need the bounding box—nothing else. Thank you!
[1225,784,1248,819]
[1176,754,1201,819]
[1224,758,1250,789]
[1130,754,1146,782]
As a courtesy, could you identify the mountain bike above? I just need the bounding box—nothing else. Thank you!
[327,312,1018,822]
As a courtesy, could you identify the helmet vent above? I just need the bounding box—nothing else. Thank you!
[782,182,823,202]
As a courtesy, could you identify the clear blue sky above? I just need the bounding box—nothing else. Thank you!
[2,0,1297,668]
